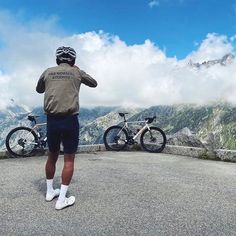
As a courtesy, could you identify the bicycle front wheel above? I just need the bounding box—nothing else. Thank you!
[103,125,128,151]
[5,127,38,157]
[140,127,166,153]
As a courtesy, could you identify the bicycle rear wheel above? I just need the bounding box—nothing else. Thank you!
[103,125,128,151]
[140,127,166,153]
[5,127,38,157]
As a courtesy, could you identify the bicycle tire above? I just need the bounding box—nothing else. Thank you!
[5,126,38,157]
[140,127,166,153]
[103,125,128,151]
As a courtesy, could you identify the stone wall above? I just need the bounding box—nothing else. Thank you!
[1,144,236,162]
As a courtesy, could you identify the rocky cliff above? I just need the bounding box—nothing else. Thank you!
[2,103,236,150]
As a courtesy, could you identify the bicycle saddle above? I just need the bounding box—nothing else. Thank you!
[28,115,39,122]
[119,112,128,117]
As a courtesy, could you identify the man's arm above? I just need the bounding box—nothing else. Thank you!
[36,71,46,93]
[80,70,97,88]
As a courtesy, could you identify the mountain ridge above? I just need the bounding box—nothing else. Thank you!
[1,103,236,150]
[188,53,235,69]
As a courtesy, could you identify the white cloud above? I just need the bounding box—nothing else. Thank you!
[230,35,236,41]
[0,11,235,109]
[186,33,234,63]
[148,0,160,8]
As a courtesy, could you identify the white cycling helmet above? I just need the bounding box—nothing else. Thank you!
[56,46,76,65]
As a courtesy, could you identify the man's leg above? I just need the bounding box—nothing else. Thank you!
[45,151,60,201]
[61,153,75,185]
[55,153,76,210]
[45,151,59,179]
[55,115,78,210]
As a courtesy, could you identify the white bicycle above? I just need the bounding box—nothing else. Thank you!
[5,115,47,157]
[103,112,166,153]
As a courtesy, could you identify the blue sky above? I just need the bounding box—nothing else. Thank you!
[0,0,235,59]
[0,0,236,108]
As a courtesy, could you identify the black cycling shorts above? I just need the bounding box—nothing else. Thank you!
[47,114,79,154]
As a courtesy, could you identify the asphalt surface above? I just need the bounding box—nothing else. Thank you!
[0,151,236,236]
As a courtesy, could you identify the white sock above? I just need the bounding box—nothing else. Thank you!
[46,179,54,194]
[58,184,68,202]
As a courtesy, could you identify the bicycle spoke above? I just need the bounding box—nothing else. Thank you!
[6,127,38,157]
[103,126,128,151]
[140,127,166,153]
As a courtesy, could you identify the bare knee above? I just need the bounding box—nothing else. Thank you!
[64,153,75,167]
[61,153,75,185]
[48,151,59,163]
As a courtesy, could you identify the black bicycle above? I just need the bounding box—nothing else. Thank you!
[5,115,47,157]
[103,113,166,153]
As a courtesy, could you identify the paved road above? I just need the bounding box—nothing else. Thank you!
[1,152,236,236]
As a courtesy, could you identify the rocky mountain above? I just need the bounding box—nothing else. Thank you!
[188,53,234,69]
[0,105,115,150]
[130,103,236,149]
[2,103,236,150]
[79,107,143,145]
[79,103,236,150]
[167,127,204,148]
[0,103,31,149]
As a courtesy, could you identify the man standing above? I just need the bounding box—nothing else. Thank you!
[36,46,97,210]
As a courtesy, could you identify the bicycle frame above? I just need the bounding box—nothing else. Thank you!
[28,122,47,145]
[120,120,151,140]
[31,122,47,134]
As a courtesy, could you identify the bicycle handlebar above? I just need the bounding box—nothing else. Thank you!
[118,113,156,124]
[145,116,156,124]
[27,115,39,125]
